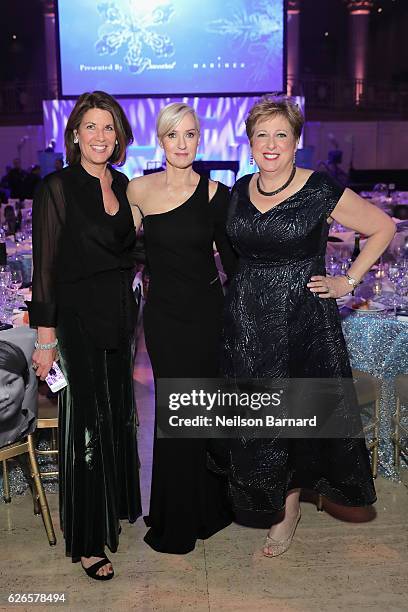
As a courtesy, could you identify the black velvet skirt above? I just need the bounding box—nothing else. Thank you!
[57,307,141,561]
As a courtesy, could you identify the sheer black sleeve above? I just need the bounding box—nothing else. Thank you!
[28,175,66,327]
[213,183,238,280]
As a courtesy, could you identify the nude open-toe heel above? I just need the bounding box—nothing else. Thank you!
[263,508,301,558]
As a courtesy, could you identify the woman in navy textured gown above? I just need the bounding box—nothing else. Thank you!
[127,103,236,554]
[221,95,395,557]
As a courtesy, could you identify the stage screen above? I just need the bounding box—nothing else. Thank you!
[57,0,284,96]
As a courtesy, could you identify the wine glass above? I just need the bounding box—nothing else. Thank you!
[372,279,383,299]
[0,265,11,288]
[374,261,386,279]
[0,267,10,322]
[9,268,23,291]
[326,255,339,277]
[2,288,16,323]
[387,263,402,314]
[388,263,401,285]
[395,270,408,310]
[339,257,352,277]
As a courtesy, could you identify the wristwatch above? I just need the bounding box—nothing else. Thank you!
[345,273,359,289]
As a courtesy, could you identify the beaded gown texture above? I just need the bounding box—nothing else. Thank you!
[221,171,377,527]
[141,175,236,553]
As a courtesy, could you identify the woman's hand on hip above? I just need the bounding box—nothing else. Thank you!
[307,275,351,299]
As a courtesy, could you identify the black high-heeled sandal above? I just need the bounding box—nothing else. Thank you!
[81,557,114,581]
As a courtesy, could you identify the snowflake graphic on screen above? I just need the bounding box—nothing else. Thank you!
[95,2,175,74]
[206,0,282,83]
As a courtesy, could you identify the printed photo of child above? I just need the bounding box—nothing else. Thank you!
[0,340,35,448]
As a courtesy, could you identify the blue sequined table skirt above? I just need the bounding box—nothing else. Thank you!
[342,309,408,480]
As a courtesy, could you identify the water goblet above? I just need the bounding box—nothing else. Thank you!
[339,260,350,276]
[374,262,386,280]
[395,270,408,310]
[387,263,402,314]
[326,255,339,277]
[372,279,383,299]
[9,268,23,292]
[0,265,11,289]
[3,288,16,324]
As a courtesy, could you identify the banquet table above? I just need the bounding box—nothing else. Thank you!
[1,231,407,501]
[0,319,42,502]
[6,294,408,484]
[359,190,408,217]
[341,304,408,481]
[6,237,32,256]
[5,237,32,287]
[328,218,408,260]
[327,202,408,479]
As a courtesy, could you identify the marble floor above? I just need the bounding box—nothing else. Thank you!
[1,334,408,612]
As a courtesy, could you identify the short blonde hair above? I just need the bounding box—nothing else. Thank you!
[156,103,200,140]
[246,94,304,143]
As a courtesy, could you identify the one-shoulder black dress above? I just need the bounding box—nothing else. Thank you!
[221,171,376,527]
[141,175,236,553]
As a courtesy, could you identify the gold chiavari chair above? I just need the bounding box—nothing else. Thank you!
[0,434,56,545]
[316,369,381,512]
[0,326,56,544]
[35,391,59,478]
[392,374,408,469]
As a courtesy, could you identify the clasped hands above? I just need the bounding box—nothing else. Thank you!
[307,275,353,299]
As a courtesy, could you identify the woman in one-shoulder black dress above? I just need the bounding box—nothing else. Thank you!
[128,104,236,554]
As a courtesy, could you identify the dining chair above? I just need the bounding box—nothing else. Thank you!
[35,391,58,478]
[0,326,56,544]
[0,434,56,545]
[352,369,381,477]
[316,369,381,511]
[392,374,408,468]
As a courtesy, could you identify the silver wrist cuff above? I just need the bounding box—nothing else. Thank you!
[35,338,58,350]
[345,273,359,288]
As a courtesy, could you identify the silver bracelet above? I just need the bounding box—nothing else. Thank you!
[34,338,58,350]
[345,273,360,289]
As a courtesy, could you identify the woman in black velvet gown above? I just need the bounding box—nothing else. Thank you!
[29,92,141,579]
[127,103,236,554]
[221,95,395,557]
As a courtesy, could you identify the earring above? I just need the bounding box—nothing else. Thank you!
[249,154,254,166]
[293,150,297,166]
[115,139,118,146]
[73,136,79,144]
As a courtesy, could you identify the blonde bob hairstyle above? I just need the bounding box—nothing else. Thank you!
[245,94,304,144]
[156,103,200,141]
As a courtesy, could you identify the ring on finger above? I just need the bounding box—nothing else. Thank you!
[32,363,38,370]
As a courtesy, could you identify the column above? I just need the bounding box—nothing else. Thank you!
[41,0,58,98]
[345,0,374,103]
[287,0,301,96]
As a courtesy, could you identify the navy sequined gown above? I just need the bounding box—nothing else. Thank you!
[221,171,376,527]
